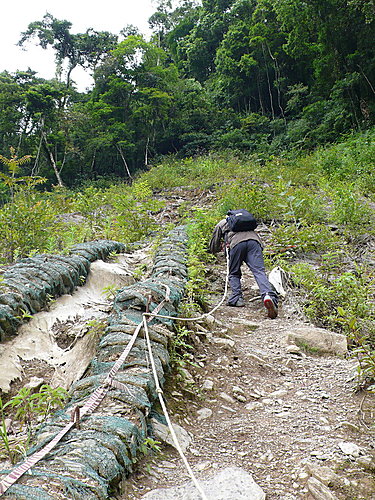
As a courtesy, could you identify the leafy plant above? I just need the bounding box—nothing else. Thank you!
[139,437,162,456]
[0,384,68,463]
[10,385,68,431]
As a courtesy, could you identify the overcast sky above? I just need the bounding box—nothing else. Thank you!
[1,1,157,91]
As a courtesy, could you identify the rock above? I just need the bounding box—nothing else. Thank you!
[202,379,214,391]
[194,461,211,472]
[338,441,360,457]
[140,466,266,499]
[232,386,247,401]
[245,402,262,411]
[307,477,339,500]
[24,376,44,391]
[306,463,340,486]
[356,455,375,470]
[229,318,259,334]
[232,386,245,395]
[197,408,213,421]
[219,392,236,404]
[211,337,235,348]
[259,450,274,462]
[151,418,192,453]
[203,315,216,328]
[233,394,247,403]
[180,368,195,384]
[287,326,347,355]
[286,344,302,354]
[268,389,288,398]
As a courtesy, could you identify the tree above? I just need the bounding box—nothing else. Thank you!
[18,14,118,92]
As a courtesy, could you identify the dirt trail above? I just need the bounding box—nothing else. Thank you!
[120,193,375,500]
[0,190,374,499]
[121,255,375,499]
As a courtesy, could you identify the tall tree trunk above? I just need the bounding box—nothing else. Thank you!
[42,131,64,187]
[262,43,275,120]
[116,145,133,181]
[144,136,150,167]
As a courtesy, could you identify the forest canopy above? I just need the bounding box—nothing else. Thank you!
[0,0,374,186]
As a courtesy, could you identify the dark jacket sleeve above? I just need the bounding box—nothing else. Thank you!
[209,220,225,254]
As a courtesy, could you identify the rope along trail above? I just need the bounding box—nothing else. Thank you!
[0,252,231,499]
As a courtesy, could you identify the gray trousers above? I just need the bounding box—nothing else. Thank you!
[227,239,278,306]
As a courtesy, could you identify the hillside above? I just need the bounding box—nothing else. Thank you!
[0,133,374,498]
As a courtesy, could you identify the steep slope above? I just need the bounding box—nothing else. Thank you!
[121,190,375,500]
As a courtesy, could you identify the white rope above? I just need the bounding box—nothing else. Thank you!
[0,250,231,497]
[145,247,231,323]
[142,316,209,500]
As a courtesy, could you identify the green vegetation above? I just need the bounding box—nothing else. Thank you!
[0,384,68,463]
[0,1,373,185]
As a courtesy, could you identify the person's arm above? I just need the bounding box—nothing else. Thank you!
[209,221,225,254]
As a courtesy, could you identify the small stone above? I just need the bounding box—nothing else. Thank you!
[4,418,12,432]
[204,314,216,327]
[197,408,213,421]
[190,448,201,457]
[202,380,214,391]
[269,389,288,398]
[356,455,375,470]
[310,451,330,460]
[211,337,235,348]
[233,394,247,403]
[151,418,192,453]
[232,386,245,395]
[339,421,361,432]
[194,461,211,472]
[180,368,195,384]
[230,318,259,332]
[245,401,262,411]
[338,441,360,457]
[298,472,309,482]
[306,462,340,486]
[221,405,236,413]
[286,344,302,354]
[259,450,274,462]
[24,376,44,391]
[220,392,236,404]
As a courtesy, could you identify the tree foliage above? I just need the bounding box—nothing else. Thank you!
[0,2,373,185]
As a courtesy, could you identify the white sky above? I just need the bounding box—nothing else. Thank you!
[1,0,157,91]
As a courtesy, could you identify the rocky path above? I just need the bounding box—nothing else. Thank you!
[0,189,374,499]
[121,254,375,500]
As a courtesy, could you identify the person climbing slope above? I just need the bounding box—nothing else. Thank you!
[209,209,278,318]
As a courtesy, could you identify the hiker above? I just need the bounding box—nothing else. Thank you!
[209,209,278,318]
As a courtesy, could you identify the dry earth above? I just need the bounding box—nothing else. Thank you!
[0,189,374,499]
[120,254,375,500]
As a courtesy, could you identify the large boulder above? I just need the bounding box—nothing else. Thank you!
[286,325,347,355]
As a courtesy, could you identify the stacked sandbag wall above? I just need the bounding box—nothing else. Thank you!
[2,227,188,499]
[0,240,126,341]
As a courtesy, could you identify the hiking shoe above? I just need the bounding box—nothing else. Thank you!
[264,295,278,319]
[227,297,245,307]
[235,297,245,307]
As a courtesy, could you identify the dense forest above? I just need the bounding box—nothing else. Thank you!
[0,0,374,186]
